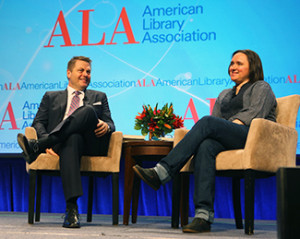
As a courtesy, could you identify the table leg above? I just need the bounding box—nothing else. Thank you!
[123,146,135,225]
[131,173,141,223]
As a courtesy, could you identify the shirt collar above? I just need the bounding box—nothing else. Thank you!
[67,86,84,96]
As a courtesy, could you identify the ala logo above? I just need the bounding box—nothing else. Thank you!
[0,83,21,91]
[286,75,299,83]
[44,8,139,48]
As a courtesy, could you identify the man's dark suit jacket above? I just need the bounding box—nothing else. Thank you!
[32,89,115,139]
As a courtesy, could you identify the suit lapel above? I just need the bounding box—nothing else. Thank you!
[59,90,68,122]
[83,90,93,105]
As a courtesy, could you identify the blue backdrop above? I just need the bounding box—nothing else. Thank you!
[0,155,281,220]
[0,0,299,221]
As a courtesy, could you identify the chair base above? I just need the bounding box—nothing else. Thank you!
[173,169,275,235]
[28,169,119,225]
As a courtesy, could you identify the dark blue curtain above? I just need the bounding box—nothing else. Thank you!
[0,154,287,220]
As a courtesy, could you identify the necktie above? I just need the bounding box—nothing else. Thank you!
[67,91,81,116]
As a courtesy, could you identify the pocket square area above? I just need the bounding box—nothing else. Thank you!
[93,102,102,105]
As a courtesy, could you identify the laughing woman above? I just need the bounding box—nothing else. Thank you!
[133,49,277,233]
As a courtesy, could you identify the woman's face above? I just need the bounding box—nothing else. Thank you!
[229,52,250,85]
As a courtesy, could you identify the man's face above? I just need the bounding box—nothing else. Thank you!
[67,60,91,91]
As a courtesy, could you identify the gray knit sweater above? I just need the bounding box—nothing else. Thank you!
[212,81,277,126]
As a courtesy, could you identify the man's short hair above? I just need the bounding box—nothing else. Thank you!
[67,56,92,71]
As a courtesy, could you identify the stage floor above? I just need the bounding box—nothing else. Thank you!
[0,212,277,239]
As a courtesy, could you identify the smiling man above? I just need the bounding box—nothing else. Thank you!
[17,56,115,228]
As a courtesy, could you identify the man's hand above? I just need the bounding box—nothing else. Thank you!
[94,119,109,137]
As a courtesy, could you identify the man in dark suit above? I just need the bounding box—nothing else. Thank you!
[17,56,115,228]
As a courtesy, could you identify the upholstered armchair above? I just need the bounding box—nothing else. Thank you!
[25,127,123,225]
[172,94,300,235]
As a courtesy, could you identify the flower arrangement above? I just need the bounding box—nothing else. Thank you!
[134,103,184,139]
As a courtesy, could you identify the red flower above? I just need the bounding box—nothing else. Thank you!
[135,112,145,120]
[173,116,184,128]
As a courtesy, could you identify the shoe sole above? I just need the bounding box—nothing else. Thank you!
[63,224,81,229]
[133,166,159,191]
[182,228,210,233]
[17,133,31,164]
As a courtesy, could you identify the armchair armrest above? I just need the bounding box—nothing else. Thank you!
[173,128,189,147]
[174,128,193,172]
[107,131,123,159]
[243,118,298,172]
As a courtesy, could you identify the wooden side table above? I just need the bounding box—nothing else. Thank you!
[122,140,179,228]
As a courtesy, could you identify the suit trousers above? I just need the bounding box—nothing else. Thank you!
[158,116,249,222]
[46,105,110,201]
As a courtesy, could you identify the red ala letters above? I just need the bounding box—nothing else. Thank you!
[183,98,216,124]
[286,75,299,83]
[0,102,20,130]
[44,7,139,47]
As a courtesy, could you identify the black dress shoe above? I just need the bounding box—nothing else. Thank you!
[133,165,161,190]
[17,133,40,164]
[182,218,211,233]
[63,208,80,228]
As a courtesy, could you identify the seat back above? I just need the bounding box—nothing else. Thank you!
[276,95,300,128]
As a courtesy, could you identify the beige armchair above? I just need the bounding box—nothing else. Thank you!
[25,127,123,225]
[172,94,300,235]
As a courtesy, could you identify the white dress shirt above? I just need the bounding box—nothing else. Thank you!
[63,86,85,120]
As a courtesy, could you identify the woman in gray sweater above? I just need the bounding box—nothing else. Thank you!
[133,49,277,233]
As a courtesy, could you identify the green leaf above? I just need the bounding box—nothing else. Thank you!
[134,125,141,130]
